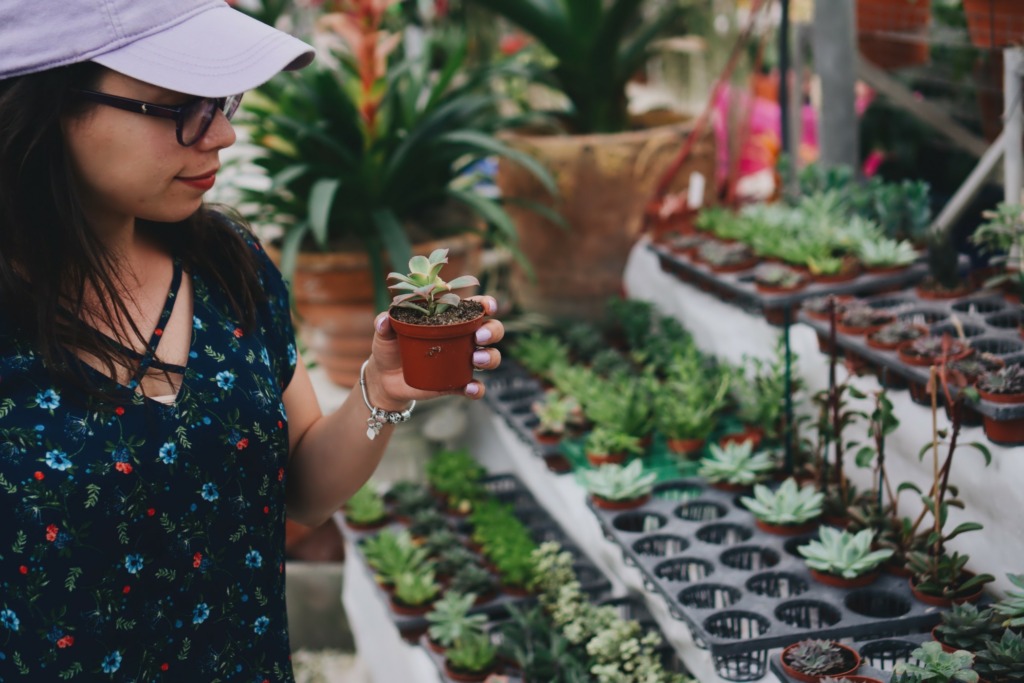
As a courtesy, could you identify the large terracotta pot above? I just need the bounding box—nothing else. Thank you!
[963,0,1024,48]
[496,119,716,322]
[857,0,931,70]
[267,232,483,387]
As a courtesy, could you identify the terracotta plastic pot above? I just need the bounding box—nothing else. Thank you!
[755,518,820,536]
[810,568,880,589]
[389,596,435,616]
[931,626,958,654]
[444,660,495,683]
[909,575,985,608]
[388,308,486,391]
[897,339,972,367]
[977,387,1024,445]
[344,514,391,532]
[866,324,929,351]
[665,437,706,457]
[780,641,861,683]
[591,493,651,511]
[586,452,628,467]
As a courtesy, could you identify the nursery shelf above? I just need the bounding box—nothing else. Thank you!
[647,242,930,326]
[588,478,943,681]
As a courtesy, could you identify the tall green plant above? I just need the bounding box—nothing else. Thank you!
[467,0,683,133]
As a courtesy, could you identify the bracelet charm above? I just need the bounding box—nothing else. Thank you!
[360,360,415,440]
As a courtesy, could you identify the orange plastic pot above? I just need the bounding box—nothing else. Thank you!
[388,309,485,391]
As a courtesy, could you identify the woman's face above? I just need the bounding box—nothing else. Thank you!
[62,69,236,235]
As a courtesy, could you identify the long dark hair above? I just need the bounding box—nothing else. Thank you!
[0,63,265,404]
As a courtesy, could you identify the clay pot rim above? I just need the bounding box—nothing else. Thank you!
[780,640,861,683]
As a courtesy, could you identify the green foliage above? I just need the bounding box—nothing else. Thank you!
[498,604,591,682]
[993,573,1024,629]
[977,364,1024,396]
[856,237,919,268]
[892,641,978,683]
[974,629,1024,682]
[971,203,1024,298]
[784,640,846,675]
[576,369,656,439]
[433,544,481,577]
[387,248,479,316]
[393,569,440,606]
[426,591,487,648]
[583,426,643,458]
[652,346,730,441]
[360,529,431,583]
[698,441,775,486]
[343,483,387,525]
[448,563,498,598]
[580,459,657,502]
[797,527,894,579]
[408,508,449,539]
[935,603,1002,653]
[908,551,994,602]
[469,500,537,587]
[731,340,794,439]
[510,332,571,379]
[446,630,497,673]
[532,390,579,436]
[741,478,824,526]
[386,481,435,518]
[467,0,684,133]
[425,448,487,512]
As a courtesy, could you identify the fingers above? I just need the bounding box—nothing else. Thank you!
[373,313,394,340]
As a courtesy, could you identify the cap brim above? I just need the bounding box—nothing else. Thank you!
[92,5,314,97]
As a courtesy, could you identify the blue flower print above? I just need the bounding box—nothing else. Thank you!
[101,650,122,673]
[124,554,144,574]
[215,371,236,390]
[201,483,219,502]
[287,343,297,366]
[192,603,210,624]
[158,442,178,465]
[0,609,19,632]
[244,550,262,569]
[193,315,203,330]
[44,449,72,471]
[253,616,269,635]
[260,348,271,368]
[35,388,60,410]
[111,446,130,463]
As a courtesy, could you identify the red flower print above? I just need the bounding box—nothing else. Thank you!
[147,508,156,517]
[277,468,284,481]
[277,420,283,429]
[236,438,249,450]
[115,462,133,474]
[233,328,244,338]
[263,506,269,514]
[33,471,44,480]
[193,552,203,568]
[115,406,125,416]
[19,565,27,575]
[161,663,169,671]
[123,585,131,594]
[46,524,58,541]
[57,636,74,648]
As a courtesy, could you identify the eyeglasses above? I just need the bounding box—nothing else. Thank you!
[70,90,243,147]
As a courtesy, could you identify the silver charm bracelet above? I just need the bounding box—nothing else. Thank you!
[359,359,415,440]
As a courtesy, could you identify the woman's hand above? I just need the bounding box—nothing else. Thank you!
[365,296,504,409]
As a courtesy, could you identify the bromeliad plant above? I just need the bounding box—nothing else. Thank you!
[741,478,824,528]
[798,527,894,580]
[387,248,480,317]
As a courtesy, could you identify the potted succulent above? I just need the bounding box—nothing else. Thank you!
[359,529,431,592]
[447,564,499,603]
[971,202,1024,307]
[867,319,930,351]
[583,426,644,467]
[837,306,897,337]
[422,528,466,563]
[898,335,973,368]
[408,508,450,541]
[741,478,824,535]
[993,572,1024,630]
[238,6,554,384]
[497,604,592,682]
[386,481,436,522]
[891,641,978,683]
[425,448,487,514]
[973,629,1024,682]
[653,372,730,458]
[780,639,861,683]
[932,603,1002,654]
[698,441,776,491]
[386,248,486,390]
[531,390,578,445]
[509,332,571,384]
[425,591,488,654]
[342,482,391,531]
[580,459,658,510]
[444,630,498,682]
[467,0,715,322]
[753,263,807,293]
[856,237,920,273]
[390,568,441,615]
[696,241,758,273]
[798,527,895,588]
[976,364,1024,445]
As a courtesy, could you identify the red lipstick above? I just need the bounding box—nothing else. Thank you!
[177,169,217,191]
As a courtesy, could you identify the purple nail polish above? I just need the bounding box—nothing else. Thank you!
[473,350,489,366]
[475,328,492,344]
[465,383,480,396]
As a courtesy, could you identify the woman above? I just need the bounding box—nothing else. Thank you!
[0,1,503,679]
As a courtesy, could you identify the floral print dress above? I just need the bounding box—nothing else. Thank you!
[0,232,298,682]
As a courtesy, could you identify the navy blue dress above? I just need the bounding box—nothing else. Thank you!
[0,230,298,681]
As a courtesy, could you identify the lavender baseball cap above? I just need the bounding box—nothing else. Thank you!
[0,0,315,97]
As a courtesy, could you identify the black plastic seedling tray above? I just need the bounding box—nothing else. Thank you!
[769,632,933,682]
[588,478,943,681]
[647,242,930,325]
[797,290,1024,427]
[344,473,612,640]
[420,594,691,683]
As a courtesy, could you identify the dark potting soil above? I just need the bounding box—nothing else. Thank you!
[390,300,484,326]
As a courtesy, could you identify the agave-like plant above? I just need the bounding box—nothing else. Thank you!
[741,478,824,526]
[387,248,479,317]
[580,459,657,502]
[798,527,894,579]
[698,441,775,486]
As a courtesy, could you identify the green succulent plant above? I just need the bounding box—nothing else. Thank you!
[857,237,919,268]
[870,320,927,346]
[580,459,657,502]
[783,640,848,676]
[421,528,463,560]
[584,426,644,458]
[754,263,805,288]
[448,563,498,598]
[387,248,480,317]
[510,331,571,379]
[740,477,824,526]
[974,629,1024,682]
[446,630,497,674]
[426,591,488,648]
[893,641,978,683]
[360,529,431,584]
[343,483,388,525]
[839,306,894,329]
[978,364,1024,396]
[408,507,449,539]
[934,603,1002,653]
[392,568,440,607]
[993,572,1024,629]
[797,527,894,579]
[532,390,578,436]
[698,441,775,486]
[386,481,436,518]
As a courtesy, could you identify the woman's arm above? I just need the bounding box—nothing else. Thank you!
[281,297,503,526]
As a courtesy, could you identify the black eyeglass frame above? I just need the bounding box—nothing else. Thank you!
[70,89,243,147]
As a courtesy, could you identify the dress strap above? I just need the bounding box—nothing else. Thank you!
[127,259,183,390]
